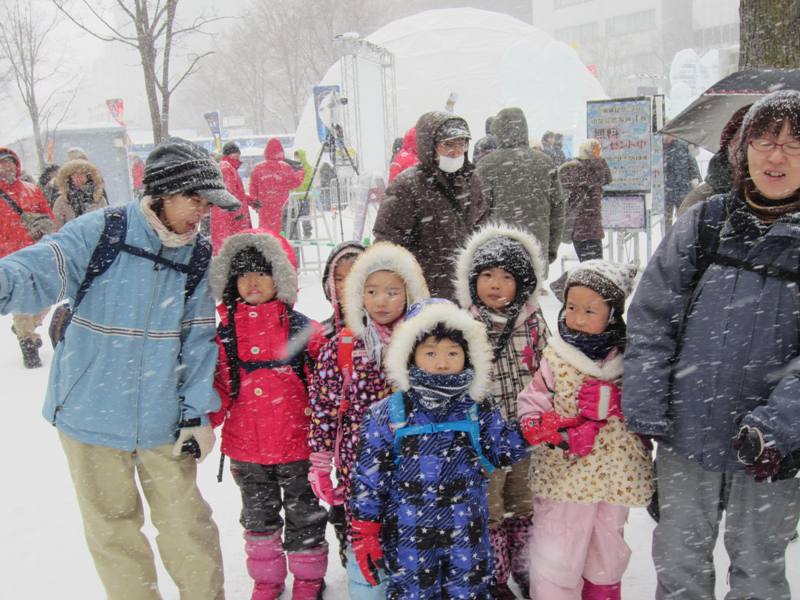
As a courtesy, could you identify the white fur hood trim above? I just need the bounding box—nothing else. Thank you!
[384,302,493,401]
[546,328,624,380]
[343,242,430,337]
[453,222,547,309]
[209,232,297,304]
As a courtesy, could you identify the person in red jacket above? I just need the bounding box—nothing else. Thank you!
[387,126,419,183]
[210,142,254,252]
[248,138,305,234]
[130,155,145,198]
[209,228,329,600]
[0,147,56,368]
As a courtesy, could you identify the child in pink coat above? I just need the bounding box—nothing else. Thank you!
[518,260,654,600]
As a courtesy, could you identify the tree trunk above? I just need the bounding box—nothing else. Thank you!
[739,0,800,68]
[29,101,45,173]
[159,0,178,141]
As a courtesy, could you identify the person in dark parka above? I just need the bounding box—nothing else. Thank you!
[477,107,564,271]
[373,111,488,300]
[623,90,800,600]
[662,135,701,230]
[472,116,498,164]
[559,138,611,261]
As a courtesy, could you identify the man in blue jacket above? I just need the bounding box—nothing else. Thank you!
[0,138,240,600]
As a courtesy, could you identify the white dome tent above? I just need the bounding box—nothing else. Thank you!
[293,8,608,179]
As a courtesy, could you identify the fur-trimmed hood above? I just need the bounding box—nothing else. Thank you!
[322,240,365,303]
[454,222,547,310]
[55,159,105,202]
[384,300,493,401]
[210,228,298,304]
[343,241,430,337]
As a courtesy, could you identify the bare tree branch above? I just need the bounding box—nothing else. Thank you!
[0,0,75,170]
[168,50,213,94]
[53,0,217,142]
[50,0,138,46]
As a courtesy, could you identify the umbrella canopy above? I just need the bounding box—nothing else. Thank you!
[661,69,800,152]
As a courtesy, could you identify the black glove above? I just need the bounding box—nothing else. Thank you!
[733,426,764,465]
[733,426,782,482]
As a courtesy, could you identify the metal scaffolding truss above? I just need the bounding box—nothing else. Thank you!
[334,34,399,171]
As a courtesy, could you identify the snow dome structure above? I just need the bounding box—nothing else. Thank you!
[293,8,607,178]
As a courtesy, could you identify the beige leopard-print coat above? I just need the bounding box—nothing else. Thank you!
[517,332,654,506]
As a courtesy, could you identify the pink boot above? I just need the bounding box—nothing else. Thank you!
[582,578,621,600]
[245,530,287,600]
[288,544,328,599]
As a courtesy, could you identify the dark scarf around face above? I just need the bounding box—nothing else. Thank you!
[67,178,96,217]
[407,366,474,416]
[557,308,626,361]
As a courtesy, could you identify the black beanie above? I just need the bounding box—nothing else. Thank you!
[229,247,272,278]
[222,141,241,156]
[143,137,239,209]
[469,236,537,306]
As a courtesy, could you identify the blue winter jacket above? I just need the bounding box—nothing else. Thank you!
[0,201,220,450]
[623,193,800,471]
[351,391,528,594]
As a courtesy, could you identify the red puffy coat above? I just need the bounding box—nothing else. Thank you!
[248,138,305,233]
[212,300,326,465]
[0,147,56,258]
[210,155,253,251]
[388,127,419,183]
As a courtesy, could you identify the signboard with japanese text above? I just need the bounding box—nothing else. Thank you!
[601,194,646,230]
[587,98,652,192]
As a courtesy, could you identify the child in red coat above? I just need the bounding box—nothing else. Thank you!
[209,229,328,600]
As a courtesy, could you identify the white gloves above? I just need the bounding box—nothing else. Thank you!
[172,423,216,462]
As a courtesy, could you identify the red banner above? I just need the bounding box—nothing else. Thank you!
[106,98,126,127]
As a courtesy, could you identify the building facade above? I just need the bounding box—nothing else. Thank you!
[532,0,739,97]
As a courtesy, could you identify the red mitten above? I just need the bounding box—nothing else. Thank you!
[566,420,604,457]
[577,378,622,421]
[521,412,569,447]
[350,519,383,586]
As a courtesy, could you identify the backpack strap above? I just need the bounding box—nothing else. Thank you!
[336,328,356,412]
[226,309,312,383]
[73,205,128,312]
[388,391,495,473]
[184,235,212,299]
[691,197,726,287]
[333,328,358,471]
[692,196,800,285]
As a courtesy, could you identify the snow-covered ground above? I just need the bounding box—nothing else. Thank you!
[1,242,798,599]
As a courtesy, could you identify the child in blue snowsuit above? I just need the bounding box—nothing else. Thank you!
[349,299,530,599]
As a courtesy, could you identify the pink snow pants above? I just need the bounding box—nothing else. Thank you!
[529,496,630,599]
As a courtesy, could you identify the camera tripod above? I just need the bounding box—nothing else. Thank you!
[290,125,359,241]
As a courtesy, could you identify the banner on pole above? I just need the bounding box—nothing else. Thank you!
[106,98,126,127]
[313,85,340,142]
[203,110,223,152]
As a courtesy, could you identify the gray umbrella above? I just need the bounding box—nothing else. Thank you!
[661,68,800,152]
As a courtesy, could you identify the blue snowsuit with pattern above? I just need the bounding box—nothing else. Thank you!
[350,391,529,599]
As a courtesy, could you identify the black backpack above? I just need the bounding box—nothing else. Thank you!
[217,309,313,401]
[48,205,211,346]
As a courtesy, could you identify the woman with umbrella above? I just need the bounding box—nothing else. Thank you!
[623,90,800,599]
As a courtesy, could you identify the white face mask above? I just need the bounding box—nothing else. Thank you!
[437,153,465,173]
